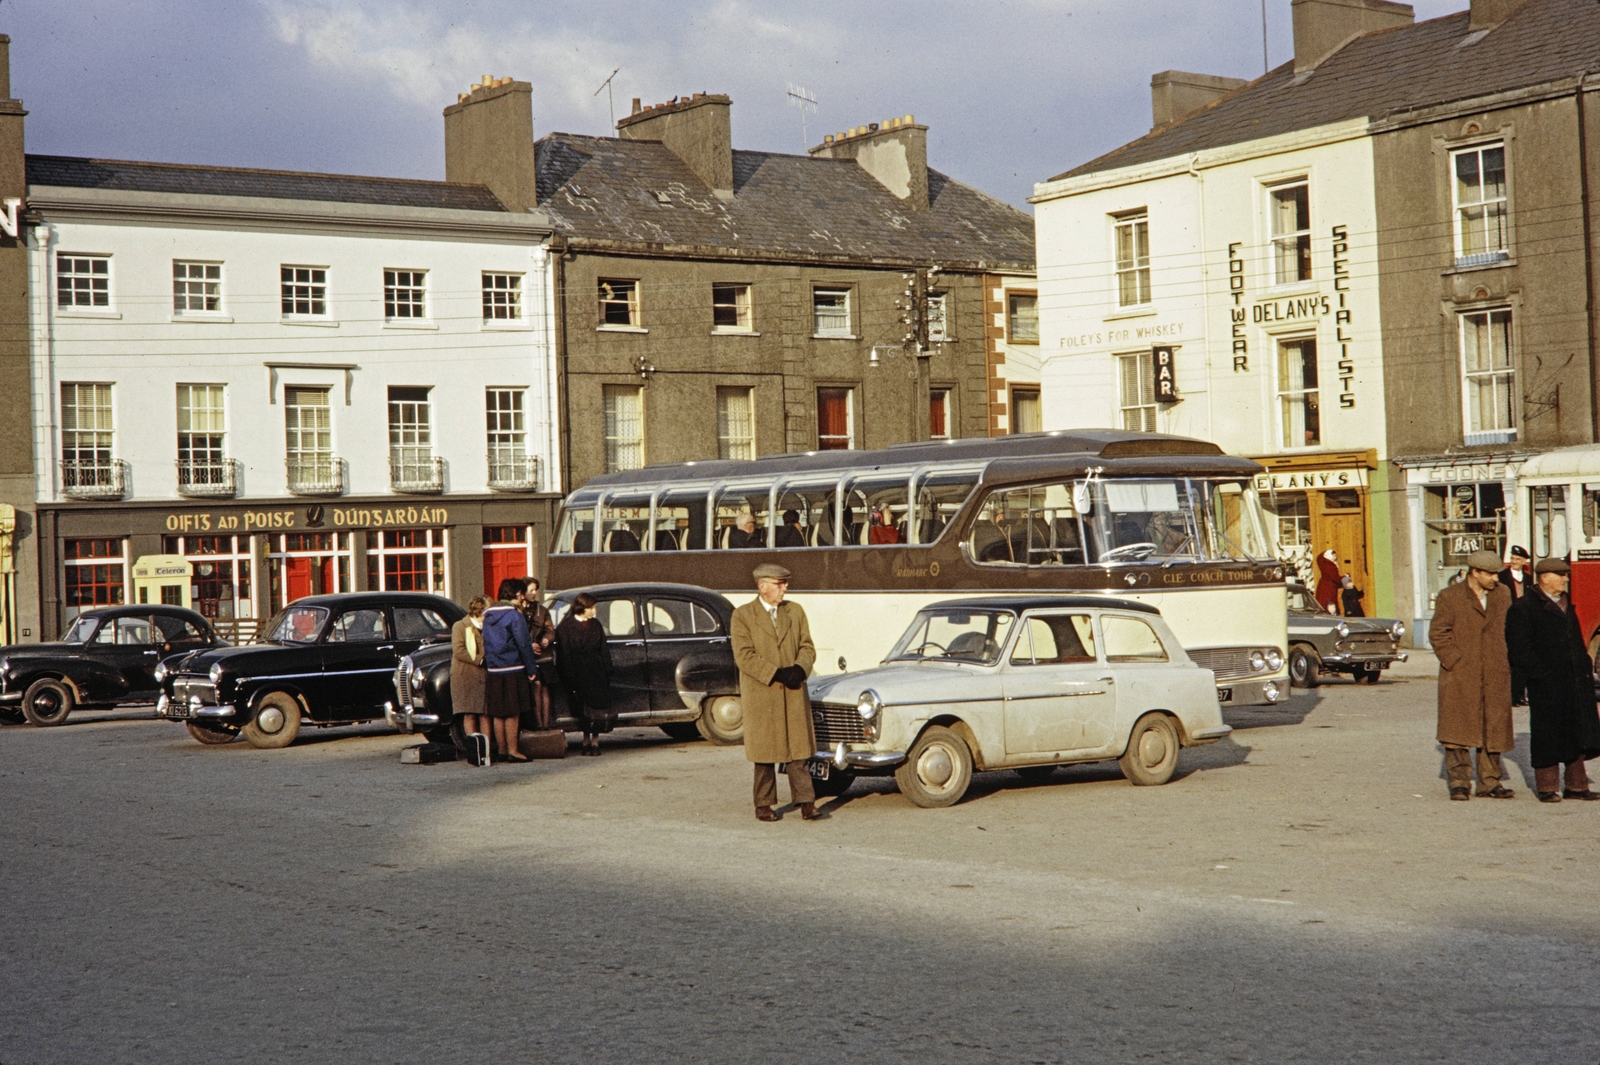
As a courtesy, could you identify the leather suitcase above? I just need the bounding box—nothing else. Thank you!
[400,742,458,765]
[518,729,568,760]
[465,732,491,767]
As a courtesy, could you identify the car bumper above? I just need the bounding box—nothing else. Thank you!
[1187,724,1233,744]
[155,692,237,720]
[384,700,440,732]
[1319,651,1408,667]
[816,742,907,770]
[1215,675,1288,707]
[0,692,20,705]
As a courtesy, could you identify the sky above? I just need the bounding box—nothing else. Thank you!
[2,0,1469,210]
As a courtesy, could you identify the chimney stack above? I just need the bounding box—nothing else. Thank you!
[616,94,734,197]
[0,36,26,204]
[1291,0,1413,74]
[809,116,930,211]
[1468,0,1534,31]
[1150,71,1246,130]
[443,76,538,213]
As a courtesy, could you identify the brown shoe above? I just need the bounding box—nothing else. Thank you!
[800,802,824,820]
[1449,787,1470,801]
[755,805,779,822]
[1562,788,1600,800]
[1477,786,1516,799]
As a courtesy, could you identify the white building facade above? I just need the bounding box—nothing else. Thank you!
[25,161,559,637]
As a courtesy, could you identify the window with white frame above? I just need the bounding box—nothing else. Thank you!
[285,388,333,480]
[930,388,951,439]
[57,255,109,308]
[1270,181,1312,284]
[177,384,226,481]
[603,384,644,472]
[388,387,433,481]
[64,538,127,621]
[173,261,221,313]
[482,273,523,320]
[712,284,752,331]
[1460,308,1516,440]
[926,294,948,343]
[598,279,639,327]
[1276,337,1321,448]
[812,287,851,337]
[1117,351,1157,432]
[384,270,427,319]
[367,528,448,593]
[486,388,529,484]
[817,387,853,450]
[1453,144,1508,266]
[281,266,326,316]
[716,386,755,460]
[1007,292,1039,343]
[1114,213,1150,306]
[61,382,114,483]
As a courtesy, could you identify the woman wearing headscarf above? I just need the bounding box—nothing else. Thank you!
[450,596,490,743]
[481,578,540,763]
[1314,549,1341,614]
[556,592,615,756]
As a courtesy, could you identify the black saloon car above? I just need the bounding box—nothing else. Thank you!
[388,582,743,746]
[158,593,464,748]
[0,606,223,727]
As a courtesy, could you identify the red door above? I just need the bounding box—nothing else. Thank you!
[482,548,526,601]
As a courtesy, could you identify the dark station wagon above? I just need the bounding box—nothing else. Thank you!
[388,582,743,746]
[157,593,464,748]
[0,605,223,726]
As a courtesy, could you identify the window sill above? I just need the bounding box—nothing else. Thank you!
[383,319,439,331]
[481,319,532,331]
[596,325,648,334]
[170,314,233,324]
[1102,307,1156,322]
[711,329,761,337]
[1264,281,1318,297]
[55,309,121,320]
[1007,338,1040,346]
[1445,254,1514,275]
[281,317,339,328]
[812,333,859,341]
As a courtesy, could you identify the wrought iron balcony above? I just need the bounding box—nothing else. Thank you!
[487,453,539,492]
[286,455,344,497]
[176,459,239,498]
[390,454,445,494]
[61,458,128,500]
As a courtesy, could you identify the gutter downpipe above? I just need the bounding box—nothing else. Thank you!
[551,235,574,500]
[1579,71,1598,442]
[1189,153,1217,443]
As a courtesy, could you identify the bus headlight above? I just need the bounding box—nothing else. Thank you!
[1249,650,1266,672]
[1265,648,1283,671]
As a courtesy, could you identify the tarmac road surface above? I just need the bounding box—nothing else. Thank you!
[2,655,1598,1064]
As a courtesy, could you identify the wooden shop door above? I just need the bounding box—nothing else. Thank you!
[1313,490,1372,614]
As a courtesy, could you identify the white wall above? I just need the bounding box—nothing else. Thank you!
[28,208,558,502]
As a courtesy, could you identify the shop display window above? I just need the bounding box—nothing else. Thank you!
[63,537,126,621]
[1424,482,1507,610]
[367,528,448,595]
[162,535,253,635]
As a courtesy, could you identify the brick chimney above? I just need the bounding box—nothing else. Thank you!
[1150,71,1246,130]
[616,94,733,197]
[809,116,929,211]
[1291,0,1414,74]
[1468,0,1534,31]
[0,35,25,204]
[443,75,537,213]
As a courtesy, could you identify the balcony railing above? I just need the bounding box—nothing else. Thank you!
[62,458,128,500]
[488,453,539,492]
[390,454,445,494]
[176,459,239,498]
[286,455,344,497]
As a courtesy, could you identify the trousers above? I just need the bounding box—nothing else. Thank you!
[1534,762,1590,793]
[753,760,816,808]
[1443,746,1504,792]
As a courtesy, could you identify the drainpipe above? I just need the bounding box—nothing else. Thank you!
[1579,71,1598,441]
[551,236,573,498]
[1189,153,1217,443]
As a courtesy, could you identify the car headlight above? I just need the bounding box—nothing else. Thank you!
[1248,650,1266,672]
[209,662,224,684]
[153,661,167,684]
[1390,621,1406,639]
[1336,622,1350,639]
[0,657,10,676]
[857,689,882,721]
[1265,648,1283,671]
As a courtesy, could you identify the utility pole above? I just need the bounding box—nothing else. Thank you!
[896,265,941,440]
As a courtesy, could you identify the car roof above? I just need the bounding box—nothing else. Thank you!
[549,582,733,603]
[275,593,461,610]
[924,595,1160,615]
[78,604,210,621]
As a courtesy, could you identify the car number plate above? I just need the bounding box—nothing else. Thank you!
[1365,660,1385,671]
[1217,688,1233,703]
[804,759,831,781]
[168,700,191,719]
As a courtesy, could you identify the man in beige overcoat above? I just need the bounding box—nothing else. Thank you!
[730,562,819,822]
[1428,549,1516,801]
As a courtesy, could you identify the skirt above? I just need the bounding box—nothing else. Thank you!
[483,671,532,720]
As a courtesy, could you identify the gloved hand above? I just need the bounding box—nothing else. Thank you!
[773,665,807,690]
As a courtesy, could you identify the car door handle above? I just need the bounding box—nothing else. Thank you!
[1099,676,1116,683]
[621,640,645,647]
[377,645,395,651]
[143,650,159,656]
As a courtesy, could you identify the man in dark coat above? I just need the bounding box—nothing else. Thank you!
[1429,550,1515,800]
[1505,557,1600,802]
[1498,546,1532,705]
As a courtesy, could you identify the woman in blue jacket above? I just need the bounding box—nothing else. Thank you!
[481,577,540,762]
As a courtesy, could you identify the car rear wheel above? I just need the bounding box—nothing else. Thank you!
[894,725,974,808]
[185,721,239,745]
[695,695,744,745]
[1119,713,1180,787]
[22,679,74,727]
[241,692,301,749]
[1288,646,1320,689]
[658,722,702,742]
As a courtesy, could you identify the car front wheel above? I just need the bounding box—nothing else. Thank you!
[894,725,974,808]
[22,679,74,727]
[1288,646,1320,688]
[695,695,744,745]
[185,721,239,745]
[1119,713,1180,787]
[241,692,301,749]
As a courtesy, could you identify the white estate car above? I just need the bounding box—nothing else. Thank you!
[805,596,1232,808]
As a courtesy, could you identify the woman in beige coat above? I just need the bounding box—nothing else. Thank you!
[1428,550,1514,801]
[730,562,818,822]
[451,596,490,743]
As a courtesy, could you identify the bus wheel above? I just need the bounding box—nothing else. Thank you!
[696,696,744,745]
[1119,713,1180,787]
[1288,646,1319,688]
[894,726,973,808]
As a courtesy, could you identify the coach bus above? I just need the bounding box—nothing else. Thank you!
[1511,443,1600,657]
[548,429,1290,706]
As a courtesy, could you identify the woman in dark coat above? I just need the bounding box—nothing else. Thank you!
[1505,559,1600,801]
[450,596,490,742]
[556,591,615,756]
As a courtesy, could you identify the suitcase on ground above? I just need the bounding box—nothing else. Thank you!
[518,729,568,759]
[400,742,458,765]
[465,732,491,767]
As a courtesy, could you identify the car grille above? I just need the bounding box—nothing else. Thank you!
[1187,647,1261,681]
[170,679,219,717]
[396,657,415,708]
[811,703,867,746]
[1342,633,1396,655]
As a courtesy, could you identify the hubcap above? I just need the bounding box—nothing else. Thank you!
[257,706,285,733]
[712,698,742,731]
[1138,728,1168,767]
[35,692,59,713]
[918,744,954,787]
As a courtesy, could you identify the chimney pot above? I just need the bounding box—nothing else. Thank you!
[869,122,879,132]
[1468,0,1534,31]
[631,97,641,114]
[1149,70,1247,129]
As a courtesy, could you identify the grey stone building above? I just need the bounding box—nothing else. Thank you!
[0,36,37,644]
[443,81,1035,491]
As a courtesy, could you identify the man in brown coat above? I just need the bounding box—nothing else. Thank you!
[730,562,819,822]
[1428,549,1515,801]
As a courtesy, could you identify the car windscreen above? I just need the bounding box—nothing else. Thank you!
[888,609,1016,665]
[62,616,98,644]
[264,605,330,644]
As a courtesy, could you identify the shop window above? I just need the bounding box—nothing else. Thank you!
[482,526,533,600]
[1423,482,1508,611]
[1323,490,1361,511]
[63,538,126,621]
[162,534,254,636]
[267,532,352,613]
[368,528,448,594]
[1267,494,1312,548]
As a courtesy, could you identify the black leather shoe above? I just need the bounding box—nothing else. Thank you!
[1562,788,1600,800]
[1477,786,1515,799]
[755,805,779,822]
[1537,791,1562,803]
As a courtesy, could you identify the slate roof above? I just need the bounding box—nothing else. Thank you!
[26,155,508,212]
[1055,0,1600,181]
[534,134,1035,270]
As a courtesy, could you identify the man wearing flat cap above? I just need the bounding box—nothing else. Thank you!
[1429,550,1516,800]
[1506,557,1600,801]
[730,563,820,822]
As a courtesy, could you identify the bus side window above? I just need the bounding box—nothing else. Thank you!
[968,484,1082,566]
[713,486,772,549]
[842,473,911,546]
[599,492,651,553]
[912,472,979,544]
[774,478,838,549]
[555,505,596,553]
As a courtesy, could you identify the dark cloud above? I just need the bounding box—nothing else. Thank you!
[3,0,1468,209]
